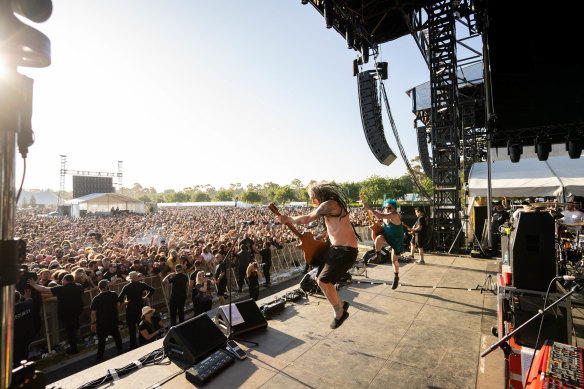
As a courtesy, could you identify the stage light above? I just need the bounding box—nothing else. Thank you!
[352,59,359,77]
[566,132,583,159]
[534,135,551,161]
[507,137,523,163]
[346,27,353,49]
[323,0,334,29]
[0,0,52,68]
[301,0,309,4]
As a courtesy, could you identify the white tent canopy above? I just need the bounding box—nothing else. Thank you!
[468,156,584,198]
[66,193,145,216]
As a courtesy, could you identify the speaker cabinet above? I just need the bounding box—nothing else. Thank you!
[511,292,571,348]
[510,212,556,292]
[214,299,267,337]
[163,313,227,365]
[357,71,396,166]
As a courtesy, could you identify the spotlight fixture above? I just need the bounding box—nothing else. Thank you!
[507,137,523,163]
[301,0,309,4]
[566,131,583,159]
[534,135,551,161]
[323,0,334,29]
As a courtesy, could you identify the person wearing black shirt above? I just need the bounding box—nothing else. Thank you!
[246,262,261,301]
[13,291,34,366]
[138,306,165,345]
[259,242,272,287]
[491,202,510,254]
[16,265,42,338]
[162,264,189,326]
[214,253,227,305]
[90,280,123,362]
[235,243,251,293]
[118,271,155,349]
[188,260,204,307]
[28,274,84,354]
[405,208,428,264]
[102,263,123,283]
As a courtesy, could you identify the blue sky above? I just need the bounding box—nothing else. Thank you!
[15,0,433,192]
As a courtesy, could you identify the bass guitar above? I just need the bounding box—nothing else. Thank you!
[268,203,329,266]
[359,193,383,240]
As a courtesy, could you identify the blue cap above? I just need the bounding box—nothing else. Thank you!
[383,199,398,210]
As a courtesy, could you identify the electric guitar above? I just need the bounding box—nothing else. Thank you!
[359,193,384,239]
[268,203,329,266]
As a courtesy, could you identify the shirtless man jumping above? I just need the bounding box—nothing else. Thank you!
[277,183,358,329]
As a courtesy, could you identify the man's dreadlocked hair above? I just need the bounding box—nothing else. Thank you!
[308,183,350,218]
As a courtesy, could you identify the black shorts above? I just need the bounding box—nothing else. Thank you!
[413,233,427,249]
[317,246,358,284]
[216,280,227,295]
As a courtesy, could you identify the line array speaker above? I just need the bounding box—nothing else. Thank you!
[163,313,227,365]
[357,71,396,166]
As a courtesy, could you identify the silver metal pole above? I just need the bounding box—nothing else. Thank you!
[0,129,16,389]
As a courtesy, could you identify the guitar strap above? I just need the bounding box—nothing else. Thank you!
[351,222,362,241]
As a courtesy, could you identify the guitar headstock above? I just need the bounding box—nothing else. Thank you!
[268,203,280,216]
[359,192,367,205]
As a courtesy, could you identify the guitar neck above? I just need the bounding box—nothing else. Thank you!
[268,204,302,237]
[366,209,376,223]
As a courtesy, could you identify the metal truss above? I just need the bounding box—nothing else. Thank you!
[427,0,461,251]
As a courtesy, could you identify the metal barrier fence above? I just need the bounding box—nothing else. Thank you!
[35,245,307,350]
[35,231,373,350]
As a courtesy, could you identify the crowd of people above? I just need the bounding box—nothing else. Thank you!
[13,205,373,364]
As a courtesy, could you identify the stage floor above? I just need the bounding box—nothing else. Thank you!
[52,250,506,388]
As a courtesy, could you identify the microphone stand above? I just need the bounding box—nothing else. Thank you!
[223,223,258,346]
[481,283,580,358]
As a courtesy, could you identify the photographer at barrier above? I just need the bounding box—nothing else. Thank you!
[192,271,214,315]
[214,253,227,306]
[246,261,262,301]
[138,306,166,345]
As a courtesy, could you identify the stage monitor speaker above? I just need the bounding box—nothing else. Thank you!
[357,71,396,166]
[214,299,267,337]
[163,313,227,365]
[510,212,556,292]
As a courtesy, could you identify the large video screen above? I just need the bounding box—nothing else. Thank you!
[72,176,114,199]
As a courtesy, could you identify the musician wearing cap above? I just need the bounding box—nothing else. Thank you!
[276,183,357,329]
[118,271,155,350]
[138,306,165,345]
[361,198,403,290]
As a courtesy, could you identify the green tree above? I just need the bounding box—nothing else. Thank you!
[30,195,37,208]
[215,190,234,201]
[339,182,361,203]
[421,177,433,197]
[192,192,211,202]
[360,175,389,206]
[241,190,262,204]
[138,195,151,203]
[169,191,190,203]
[21,196,29,208]
[273,185,297,204]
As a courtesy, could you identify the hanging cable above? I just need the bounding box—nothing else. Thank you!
[374,63,432,200]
